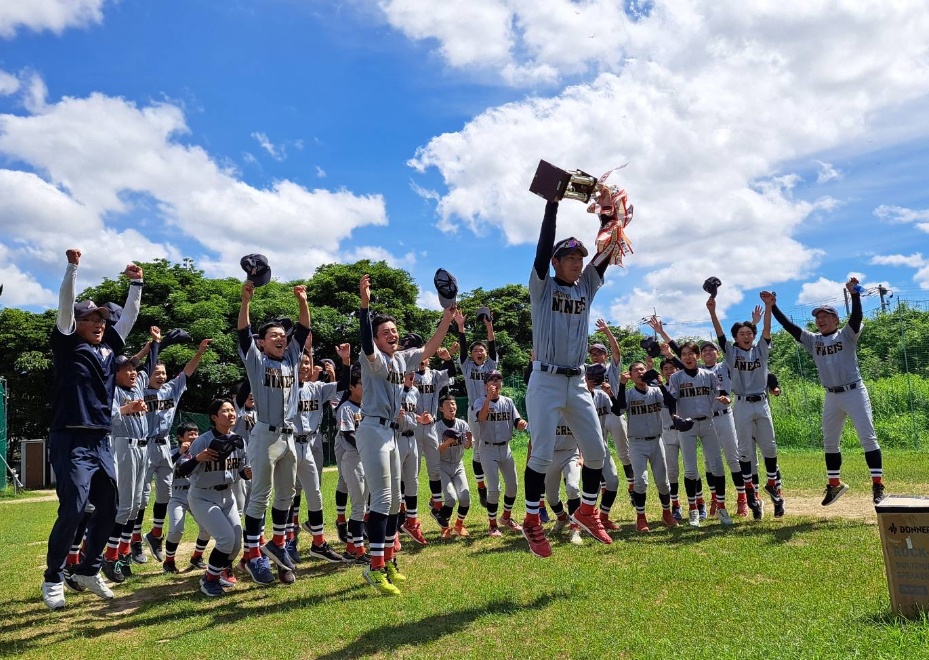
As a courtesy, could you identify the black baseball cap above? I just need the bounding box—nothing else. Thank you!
[812,305,839,317]
[442,428,464,441]
[114,355,141,370]
[74,300,111,320]
[586,363,606,383]
[589,343,607,354]
[483,370,503,383]
[552,237,588,259]
[241,254,271,287]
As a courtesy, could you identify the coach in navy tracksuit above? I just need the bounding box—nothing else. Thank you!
[41,249,143,610]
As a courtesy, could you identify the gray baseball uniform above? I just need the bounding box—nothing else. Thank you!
[438,418,471,508]
[295,379,339,484]
[546,418,581,507]
[112,369,151,525]
[722,337,778,460]
[398,385,419,498]
[473,394,521,503]
[141,372,187,512]
[591,388,620,492]
[186,430,246,557]
[413,366,452,481]
[165,448,211,546]
[603,361,630,465]
[238,325,307,517]
[622,384,671,495]
[335,400,367,522]
[704,361,741,475]
[668,368,723,480]
[460,351,497,462]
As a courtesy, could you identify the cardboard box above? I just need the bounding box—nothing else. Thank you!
[876,495,929,617]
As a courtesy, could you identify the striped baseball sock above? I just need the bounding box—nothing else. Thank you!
[502,494,516,517]
[429,480,442,509]
[732,471,745,496]
[825,452,842,486]
[566,497,580,517]
[270,507,289,547]
[335,489,348,524]
[740,461,755,492]
[622,463,634,491]
[715,474,727,508]
[165,540,179,561]
[764,456,779,488]
[487,500,499,524]
[472,460,485,487]
[306,509,325,546]
[205,549,228,580]
[132,509,145,543]
[550,501,565,517]
[150,502,167,538]
[633,490,646,515]
[348,519,365,557]
[670,482,680,507]
[599,489,617,516]
[404,495,418,524]
[456,505,469,522]
[865,449,883,483]
[684,477,698,510]
[243,515,263,560]
[192,536,209,560]
[104,521,122,561]
[367,511,388,570]
[705,471,716,501]
[578,465,603,515]
[117,522,133,557]
[659,492,671,510]
[523,466,546,523]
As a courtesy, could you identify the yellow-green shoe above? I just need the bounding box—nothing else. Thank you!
[363,565,400,596]
[385,559,407,584]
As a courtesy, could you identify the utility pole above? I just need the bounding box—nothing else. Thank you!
[878,285,892,313]
[843,287,850,316]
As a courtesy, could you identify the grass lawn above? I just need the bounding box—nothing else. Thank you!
[2,448,928,659]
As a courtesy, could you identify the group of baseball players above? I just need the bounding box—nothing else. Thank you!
[40,193,886,608]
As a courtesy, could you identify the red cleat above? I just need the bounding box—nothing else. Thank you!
[571,510,613,545]
[400,520,427,546]
[661,509,679,527]
[635,514,650,533]
[599,513,620,532]
[522,519,552,558]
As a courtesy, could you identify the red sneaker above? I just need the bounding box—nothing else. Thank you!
[635,514,650,533]
[708,496,718,519]
[219,567,237,588]
[661,510,678,527]
[521,519,552,558]
[400,520,427,546]
[571,509,613,545]
[500,516,523,532]
[599,512,620,532]
[736,495,749,517]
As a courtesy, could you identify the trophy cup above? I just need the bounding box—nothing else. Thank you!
[529,159,600,203]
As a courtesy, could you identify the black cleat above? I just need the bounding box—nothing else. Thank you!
[873,482,887,505]
[63,566,85,592]
[336,522,348,544]
[102,559,126,583]
[821,482,849,506]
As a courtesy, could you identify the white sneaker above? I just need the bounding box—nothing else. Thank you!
[718,508,733,526]
[688,509,701,528]
[41,581,65,610]
[568,528,584,545]
[72,572,115,599]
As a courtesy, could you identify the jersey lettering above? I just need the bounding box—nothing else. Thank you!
[677,383,712,398]
[551,292,587,315]
[629,401,662,415]
[264,367,294,390]
[815,341,843,356]
[486,411,511,422]
[298,400,320,412]
[733,356,761,371]
[203,456,242,472]
[555,424,573,436]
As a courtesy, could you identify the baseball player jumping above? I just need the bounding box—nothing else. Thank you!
[770,279,886,506]
[522,198,616,558]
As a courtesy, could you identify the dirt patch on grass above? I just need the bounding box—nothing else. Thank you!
[782,493,878,524]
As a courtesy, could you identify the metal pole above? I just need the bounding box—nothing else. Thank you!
[843,288,850,316]
[792,316,817,448]
[898,302,919,448]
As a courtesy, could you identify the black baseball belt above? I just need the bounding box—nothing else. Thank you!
[737,394,767,402]
[533,361,583,377]
[826,381,860,393]
[713,408,731,417]
[363,416,400,430]
[400,431,415,437]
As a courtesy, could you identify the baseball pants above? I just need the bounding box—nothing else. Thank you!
[734,398,778,460]
[357,419,401,516]
[140,441,173,510]
[467,408,482,463]
[439,461,470,508]
[165,486,212,545]
[662,428,682,484]
[600,446,620,491]
[481,442,518,503]
[822,386,880,453]
[629,437,671,495]
[679,419,724,480]
[525,371,606,473]
[544,448,581,506]
[397,433,419,498]
[710,409,741,474]
[309,430,324,485]
[335,436,368,521]
[114,437,146,524]
[245,422,297,518]
[294,438,324,512]
[415,422,441,481]
[605,413,631,466]
[188,487,241,557]
[44,428,118,583]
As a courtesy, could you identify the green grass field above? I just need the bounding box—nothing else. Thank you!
[2,449,928,660]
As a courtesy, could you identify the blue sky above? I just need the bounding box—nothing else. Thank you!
[1,0,928,343]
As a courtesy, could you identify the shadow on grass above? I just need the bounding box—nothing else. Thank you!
[315,589,571,660]
[861,609,929,627]
[0,571,373,657]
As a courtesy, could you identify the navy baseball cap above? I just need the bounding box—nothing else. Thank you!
[74,300,111,320]
[241,254,271,287]
[434,268,459,310]
[114,355,141,369]
[552,237,588,259]
[483,370,503,383]
[400,332,424,350]
[442,428,464,442]
[812,305,839,317]
[586,363,607,383]
[588,343,607,354]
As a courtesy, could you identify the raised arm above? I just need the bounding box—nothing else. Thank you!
[237,281,255,354]
[534,201,559,280]
[359,275,376,360]
[846,278,863,333]
[759,291,775,341]
[421,307,456,362]
[57,249,81,333]
[646,315,673,345]
[771,303,802,342]
[183,339,213,377]
[113,263,144,341]
[706,297,725,346]
[485,317,497,360]
[454,308,467,363]
[596,318,622,365]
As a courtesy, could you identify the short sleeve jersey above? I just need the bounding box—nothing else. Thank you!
[723,338,770,396]
[239,327,306,428]
[360,347,424,420]
[460,357,498,404]
[799,324,863,388]
[295,380,339,435]
[414,368,452,417]
[529,263,603,368]
[187,430,246,489]
[112,371,151,439]
[472,395,521,445]
[438,418,470,465]
[704,362,732,414]
[668,368,719,419]
[144,373,188,439]
[624,385,664,438]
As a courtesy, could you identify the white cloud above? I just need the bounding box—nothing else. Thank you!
[315,165,326,178]
[870,253,925,268]
[815,160,842,184]
[0,0,106,38]
[796,277,849,307]
[251,131,286,161]
[0,244,56,307]
[342,246,416,270]
[415,289,443,311]
[0,77,397,296]
[400,2,929,326]
[874,204,929,233]
[0,70,19,96]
